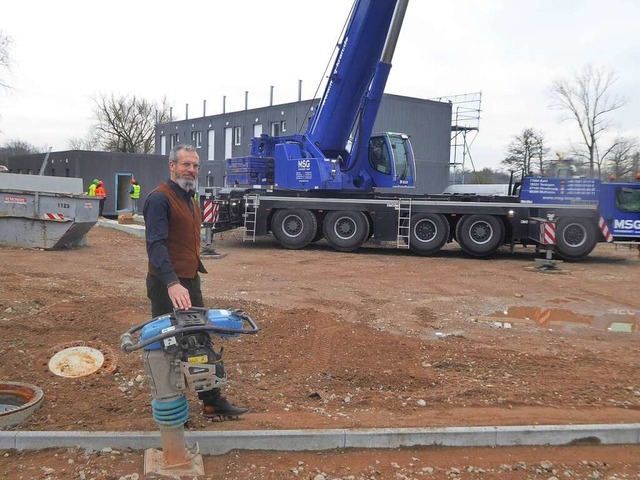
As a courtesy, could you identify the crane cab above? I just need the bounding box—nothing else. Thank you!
[364,133,415,188]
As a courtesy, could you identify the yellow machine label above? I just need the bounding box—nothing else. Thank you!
[187,355,208,364]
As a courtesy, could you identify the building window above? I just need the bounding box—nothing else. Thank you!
[160,135,167,155]
[51,168,55,176]
[170,133,179,148]
[207,129,215,161]
[233,126,242,146]
[191,131,202,148]
[270,120,287,136]
[65,168,70,177]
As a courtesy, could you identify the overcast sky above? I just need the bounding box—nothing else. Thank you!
[1,0,639,170]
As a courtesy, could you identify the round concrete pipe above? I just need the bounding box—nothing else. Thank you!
[0,382,44,427]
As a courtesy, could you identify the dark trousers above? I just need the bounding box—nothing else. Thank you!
[146,274,204,318]
[99,198,106,216]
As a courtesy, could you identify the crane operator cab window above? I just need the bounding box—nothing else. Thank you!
[368,137,391,174]
[615,186,640,213]
[390,135,414,182]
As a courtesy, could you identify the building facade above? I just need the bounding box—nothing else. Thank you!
[7,94,453,217]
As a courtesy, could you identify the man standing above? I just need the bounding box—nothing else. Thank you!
[143,144,248,419]
[88,178,98,196]
[95,180,106,217]
[129,178,141,214]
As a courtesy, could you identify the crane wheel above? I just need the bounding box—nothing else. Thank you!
[455,214,505,257]
[323,210,370,252]
[271,209,318,249]
[408,213,449,255]
[554,217,598,261]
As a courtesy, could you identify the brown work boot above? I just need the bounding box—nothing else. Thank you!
[202,396,249,419]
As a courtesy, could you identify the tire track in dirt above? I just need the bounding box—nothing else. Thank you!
[294,316,345,375]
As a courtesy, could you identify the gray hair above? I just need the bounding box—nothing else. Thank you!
[169,144,197,163]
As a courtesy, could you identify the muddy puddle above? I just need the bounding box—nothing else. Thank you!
[486,306,640,333]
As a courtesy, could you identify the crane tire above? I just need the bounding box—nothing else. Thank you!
[271,209,317,249]
[408,213,449,255]
[323,210,370,252]
[455,214,505,257]
[554,217,598,261]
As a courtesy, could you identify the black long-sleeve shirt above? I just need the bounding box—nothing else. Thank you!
[143,179,196,286]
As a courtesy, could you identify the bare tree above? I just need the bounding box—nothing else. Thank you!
[501,128,549,175]
[0,30,13,131]
[0,30,11,90]
[91,93,171,153]
[601,137,638,181]
[549,65,626,178]
[0,139,42,165]
[68,132,100,151]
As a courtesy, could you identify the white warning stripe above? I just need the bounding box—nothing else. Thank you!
[44,213,66,221]
[540,222,556,245]
[598,215,613,242]
[543,223,556,245]
[203,201,220,224]
[212,202,220,224]
[203,200,214,223]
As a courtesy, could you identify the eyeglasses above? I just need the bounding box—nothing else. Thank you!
[177,162,200,170]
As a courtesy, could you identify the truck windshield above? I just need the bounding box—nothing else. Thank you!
[391,136,413,180]
[615,187,640,213]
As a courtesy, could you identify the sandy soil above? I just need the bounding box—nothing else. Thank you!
[1,224,639,479]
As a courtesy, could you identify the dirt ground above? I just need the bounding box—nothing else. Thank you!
[1,224,639,479]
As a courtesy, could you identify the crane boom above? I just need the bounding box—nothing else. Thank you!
[306,0,400,158]
[233,0,414,191]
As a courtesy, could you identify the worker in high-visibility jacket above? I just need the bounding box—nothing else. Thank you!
[87,178,98,196]
[129,178,141,213]
[95,181,106,217]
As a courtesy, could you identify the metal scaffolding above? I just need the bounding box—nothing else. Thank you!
[430,92,482,185]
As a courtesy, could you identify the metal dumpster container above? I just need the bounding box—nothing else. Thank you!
[0,173,100,250]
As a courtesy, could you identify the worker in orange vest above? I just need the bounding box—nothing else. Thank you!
[95,180,107,217]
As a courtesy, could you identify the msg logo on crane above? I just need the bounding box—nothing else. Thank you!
[298,159,311,170]
[613,219,640,230]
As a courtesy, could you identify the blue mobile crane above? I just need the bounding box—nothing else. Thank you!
[206,0,640,260]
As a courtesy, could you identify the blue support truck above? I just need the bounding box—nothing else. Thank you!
[205,0,640,261]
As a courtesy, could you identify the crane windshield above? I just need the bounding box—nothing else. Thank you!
[390,135,414,181]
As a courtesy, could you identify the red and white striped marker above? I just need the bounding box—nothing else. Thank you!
[598,215,613,242]
[44,213,65,221]
[203,200,213,223]
[540,222,556,245]
[203,201,220,224]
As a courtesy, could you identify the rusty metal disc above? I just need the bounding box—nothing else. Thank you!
[48,346,105,378]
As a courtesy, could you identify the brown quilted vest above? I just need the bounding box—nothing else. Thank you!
[148,182,207,278]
